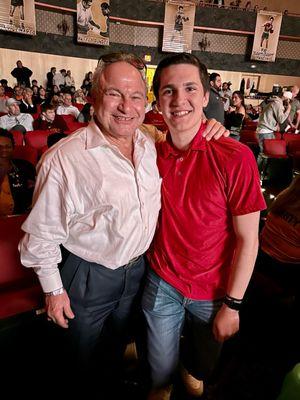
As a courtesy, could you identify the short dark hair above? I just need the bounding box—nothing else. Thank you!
[0,128,15,147]
[41,103,55,113]
[209,73,220,83]
[152,53,210,100]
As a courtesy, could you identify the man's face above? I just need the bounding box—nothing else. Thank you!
[83,0,92,10]
[211,75,222,91]
[0,87,5,96]
[24,90,33,102]
[94,61,147,139]
[63,94,72,106]
[17,61,22,68]
[0,137,14,160]
[14,87,23,97]
[43,109,56,122]
[157,64,209,137]
[8,103,20,116]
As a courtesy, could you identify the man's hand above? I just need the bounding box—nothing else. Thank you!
[45,290,75,329]
[212,304,239,342]
[202,118,229,141]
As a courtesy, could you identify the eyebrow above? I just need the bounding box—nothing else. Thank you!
[160,81,199,90]
[104,87,146,96]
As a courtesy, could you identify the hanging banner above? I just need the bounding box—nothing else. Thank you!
[162,1,196,53]
[0,0,36,36]
[77,0,110,46]
[251,11,282,62]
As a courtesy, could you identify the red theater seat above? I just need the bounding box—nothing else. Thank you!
[24,130,51,155]
[0,215,43,319]
[260,139,289,182]
[10,129,24,146]
[13,145,38,166]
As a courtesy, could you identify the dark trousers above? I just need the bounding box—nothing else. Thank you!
[60,251,146,393]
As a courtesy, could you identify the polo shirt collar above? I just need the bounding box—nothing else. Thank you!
[161,122,207,158]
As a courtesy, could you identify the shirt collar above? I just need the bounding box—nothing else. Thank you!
[160,122,207,158]
[85,117,147,150]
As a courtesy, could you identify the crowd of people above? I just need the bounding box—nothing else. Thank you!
[0,53,299,399]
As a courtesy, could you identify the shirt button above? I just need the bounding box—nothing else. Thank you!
[179,157,183,161]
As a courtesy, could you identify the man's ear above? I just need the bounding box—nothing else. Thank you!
[156,99,162,112]
[203,90,210,108]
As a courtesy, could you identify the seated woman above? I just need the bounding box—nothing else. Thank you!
[77,103,94,123]
[0,129,36,216]
[225,90,246,140]
[258,176,300,303]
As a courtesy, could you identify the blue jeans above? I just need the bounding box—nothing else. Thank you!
[142,269,223,388]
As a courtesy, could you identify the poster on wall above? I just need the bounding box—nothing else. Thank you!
[162,1,196,53]
[0,0,36,36]
[77,0,110,46]
[251,11,282,62]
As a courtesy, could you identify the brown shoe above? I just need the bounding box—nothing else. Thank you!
[181,368,204,397]
[147,385,173,400]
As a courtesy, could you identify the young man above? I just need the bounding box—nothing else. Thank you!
[142,53,266,400]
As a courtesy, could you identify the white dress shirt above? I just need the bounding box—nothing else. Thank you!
[0,112,33,131]
[56,105,80,119]
[19,120,161,293]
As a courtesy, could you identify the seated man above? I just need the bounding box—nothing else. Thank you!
[33,104,64,132]
[56,93,80,119]
[19,88,37,115]
[142,53,266,400]
[0,98,33,133]
[144,101,168,132]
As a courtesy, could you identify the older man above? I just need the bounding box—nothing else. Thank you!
[19,52,226,394]
[0,98,33,132]
[56,93,80,118]
[142,53,266,400]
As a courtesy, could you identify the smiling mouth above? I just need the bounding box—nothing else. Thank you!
[171,110,192,117]
[114,115,134,121]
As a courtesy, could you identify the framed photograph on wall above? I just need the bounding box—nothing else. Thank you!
[0,0,36,36]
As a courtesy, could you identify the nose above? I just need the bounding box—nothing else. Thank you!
[171,89,186,106]
[118,96,132,114]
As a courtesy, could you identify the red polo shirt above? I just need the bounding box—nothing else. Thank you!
[149,123,266,300]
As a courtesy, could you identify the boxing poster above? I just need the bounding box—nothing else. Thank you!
[162,1,196,53]
[251,11,282,62]
[0,0,36,36]
[77,0,110,46]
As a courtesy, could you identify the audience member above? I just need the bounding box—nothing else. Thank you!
[33,103,63,132]
[225,90,246,140]
[73,89,87,105]
[77,103,94,123]
[19,88,38,115]
[144,101,168,132]
[257,91,292,152]
[13,86,24,101]
[65,70,75,88]
[35,87,47,105]
[53,69,66,89]
[11,60,32,88]
[56,93,80,118]
[0,79,14,96]
[0,86,9,113]
[280,86,300,134]
[46,67,56,90]
[0,129,36,216]
[258,175,300,305]
[0,98,33,133]
[204,72,224,123]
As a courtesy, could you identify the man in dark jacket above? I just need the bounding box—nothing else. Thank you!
[11,60,32,87]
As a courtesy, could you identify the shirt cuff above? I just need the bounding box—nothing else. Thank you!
[37,270,63,293]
